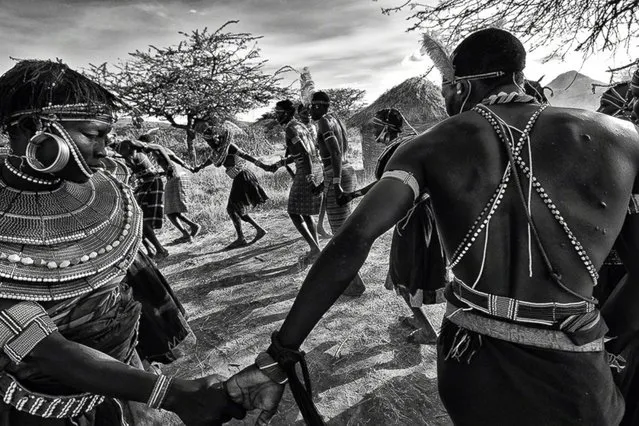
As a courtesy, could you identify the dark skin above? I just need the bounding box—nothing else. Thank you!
[310,102,349,203]
[194,135,269,247]
[226,77,639,419]
[118,141,170,257]
[0,119,245,425]
[270,110,321,256]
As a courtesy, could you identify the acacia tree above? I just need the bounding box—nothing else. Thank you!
[380,0,639,60]
[324,88,366,120]
[89,21,291,159]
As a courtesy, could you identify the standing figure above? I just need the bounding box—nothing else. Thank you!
[298,103,330,239]
[193,125,270,249]
[117,140,169,259]
[271,100,322,263]
[0,60,244,425]
[226,29,639,426]
[155,152,201,243]
[310,91,366,296]
[341,108,443,344]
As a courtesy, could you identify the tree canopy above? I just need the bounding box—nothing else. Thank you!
[324,87,366,120]
[380,0,639,60]
[89,20,291,159]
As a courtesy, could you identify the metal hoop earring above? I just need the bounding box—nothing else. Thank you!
[25,131,71,173]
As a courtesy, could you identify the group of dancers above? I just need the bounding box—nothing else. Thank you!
[2,27,639,426]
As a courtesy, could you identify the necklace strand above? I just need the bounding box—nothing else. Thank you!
[3,159,60,186]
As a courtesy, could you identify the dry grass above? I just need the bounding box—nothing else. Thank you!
[156,207,449,425]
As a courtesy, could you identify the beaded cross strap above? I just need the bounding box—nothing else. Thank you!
[0,171,143,301]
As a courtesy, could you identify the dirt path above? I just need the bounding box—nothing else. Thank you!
[159,209,451,425]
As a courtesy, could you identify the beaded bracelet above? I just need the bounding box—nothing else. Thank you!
[147,375,173,409]
[332,177,341,184]
[255,351,288,384]
[0,301,58,364]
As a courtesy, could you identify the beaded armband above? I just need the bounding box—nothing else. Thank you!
[255,351,288,385]
[332,177,341,185]
[0,302,57,364]
[147,375,173,409]
[380,170,420,202]
[629,194,639,215]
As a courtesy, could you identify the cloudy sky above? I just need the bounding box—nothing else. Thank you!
[0,0,636,120]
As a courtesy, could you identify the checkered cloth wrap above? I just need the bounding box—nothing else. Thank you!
[164,165,191,215]
[134,176,164,229]
[323,164,356,232]
[288,155,322,215]
[227,169,268,217]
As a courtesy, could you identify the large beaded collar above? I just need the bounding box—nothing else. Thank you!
[0,170,143,301]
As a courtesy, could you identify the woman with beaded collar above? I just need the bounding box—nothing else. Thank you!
[0,60,245,425]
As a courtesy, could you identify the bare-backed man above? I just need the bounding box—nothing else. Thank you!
[226,29,639,425]
[310,91,366,296]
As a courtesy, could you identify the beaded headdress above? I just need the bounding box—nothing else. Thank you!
[0,60,124,126]
[0,60,125,178]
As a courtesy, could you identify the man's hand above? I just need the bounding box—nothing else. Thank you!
[260,163,280,173]
[311,181,325,196]
[225,364,285,425]
[165,376,246,426]
[337,191,354,206]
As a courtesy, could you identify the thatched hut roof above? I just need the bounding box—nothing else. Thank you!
[349,77,447,181]
[347,76,447,131]
[221,120,247,138]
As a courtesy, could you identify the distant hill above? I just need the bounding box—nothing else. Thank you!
[545,71,606,110]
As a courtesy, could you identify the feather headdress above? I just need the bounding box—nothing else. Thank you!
[420,33,455,83]
[299,66,316,106]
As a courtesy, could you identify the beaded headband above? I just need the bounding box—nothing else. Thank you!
[443,71,507,86]
[310,100,330,105]
[9,103,116,126]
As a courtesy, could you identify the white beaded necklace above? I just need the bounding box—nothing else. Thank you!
[3,159,60,186]
[446,98,599,289]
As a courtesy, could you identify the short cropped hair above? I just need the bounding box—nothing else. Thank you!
[311,91,330,104]
[275,99,295,113]
[452,29,526,77]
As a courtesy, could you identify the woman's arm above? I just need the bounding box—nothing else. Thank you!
[0,299,244,425]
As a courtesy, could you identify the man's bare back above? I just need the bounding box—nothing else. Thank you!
[388,104,639,304]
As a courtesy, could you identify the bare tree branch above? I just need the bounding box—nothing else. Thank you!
[380,0,639,58]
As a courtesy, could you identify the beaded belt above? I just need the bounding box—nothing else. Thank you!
[0,373,104,418]
[448,279,595,326]
[445,303,604,352]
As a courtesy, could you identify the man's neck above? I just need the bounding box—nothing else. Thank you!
[480,83,525,100]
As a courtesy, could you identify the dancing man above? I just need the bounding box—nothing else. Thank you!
[309,91,366,296]
[225,29,639,425]
[341,108,444,344]
[271,100,323,263]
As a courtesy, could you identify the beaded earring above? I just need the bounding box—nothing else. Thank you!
[25,131,70,173]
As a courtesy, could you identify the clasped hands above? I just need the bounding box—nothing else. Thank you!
[256,160,282,173]
[174,364,285,426]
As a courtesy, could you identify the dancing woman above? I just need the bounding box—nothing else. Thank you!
[193,125,270,249]
[0,60,244,425]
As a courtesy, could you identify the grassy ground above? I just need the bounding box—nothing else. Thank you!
[153,162,451,425]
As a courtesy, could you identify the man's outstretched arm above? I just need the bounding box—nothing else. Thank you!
[276,135,428,347]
